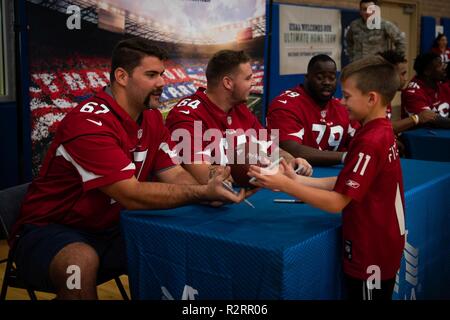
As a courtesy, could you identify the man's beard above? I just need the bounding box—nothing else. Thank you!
[144,88,163,109]
[232,91,249,105]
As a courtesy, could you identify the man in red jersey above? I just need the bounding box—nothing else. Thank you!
[11,38,247,300]
[266,55,359,166]
[249,56,406,300]
[401,52,450,128]
[377,50,436,133]
[165,50,312,184]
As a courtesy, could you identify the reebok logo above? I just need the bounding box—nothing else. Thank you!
[345,179,360,189]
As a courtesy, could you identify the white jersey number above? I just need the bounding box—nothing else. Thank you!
[353,152,371,176]
[281,90,300,98]
[436,102,449,118]
[133,150,148,180]
[312,124,343,151]
[80,102,110,114]
[178,98,200,109]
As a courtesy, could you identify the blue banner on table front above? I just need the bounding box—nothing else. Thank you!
[122,159,450,300]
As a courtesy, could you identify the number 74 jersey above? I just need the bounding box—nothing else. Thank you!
[266,85,360,151]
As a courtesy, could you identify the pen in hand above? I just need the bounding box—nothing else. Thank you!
[221,181,255,209]
[294,166,303,174]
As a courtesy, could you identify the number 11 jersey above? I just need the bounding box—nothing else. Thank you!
[334,118,405,281]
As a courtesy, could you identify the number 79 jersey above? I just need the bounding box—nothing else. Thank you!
[266,85,359,151]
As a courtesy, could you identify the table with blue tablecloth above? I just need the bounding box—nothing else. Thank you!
[402,128,450,162]
[121,159,450,300]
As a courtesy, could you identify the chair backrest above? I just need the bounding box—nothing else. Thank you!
[0,183,30,239]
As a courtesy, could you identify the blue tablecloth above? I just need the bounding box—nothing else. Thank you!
[121,159,450,300]
[402,128,450,162]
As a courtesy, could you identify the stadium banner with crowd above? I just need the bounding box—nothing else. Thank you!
[26,0,266,176]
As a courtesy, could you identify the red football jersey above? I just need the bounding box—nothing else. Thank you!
[11,89,176,239]
[401,76,450,118]
[334,118,405,280]
[266,85,359,152]
[165,88,267,165]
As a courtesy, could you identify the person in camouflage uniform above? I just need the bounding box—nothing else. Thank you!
[346,0,406,62]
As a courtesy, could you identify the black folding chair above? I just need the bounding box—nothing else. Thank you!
[0,183,129,300]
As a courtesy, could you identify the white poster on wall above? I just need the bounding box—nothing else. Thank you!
[280,5,342,75]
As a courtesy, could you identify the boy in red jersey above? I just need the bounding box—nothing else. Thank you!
[249,56,406,300]
[11,38,247,300]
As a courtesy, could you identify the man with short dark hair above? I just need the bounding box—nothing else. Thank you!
[378,50,437,133]
[401,52,450,128]
[11,38,247,300]
[165,50,312,185]
[266,55,359,166]
[346,0,406,62]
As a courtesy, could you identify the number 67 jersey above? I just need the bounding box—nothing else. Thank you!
[11,88,176,240]
[266,85,359,151]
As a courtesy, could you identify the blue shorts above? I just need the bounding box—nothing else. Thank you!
[13,223,127,291]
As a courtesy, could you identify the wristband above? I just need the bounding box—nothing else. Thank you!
[411,114,419,125]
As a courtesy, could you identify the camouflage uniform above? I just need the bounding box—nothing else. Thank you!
[346,18,406,62]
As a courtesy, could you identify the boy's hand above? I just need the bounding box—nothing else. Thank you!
[248,159,292,192]
[288,158,313,177]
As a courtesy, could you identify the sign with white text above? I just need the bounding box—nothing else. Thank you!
[280,5,341,75]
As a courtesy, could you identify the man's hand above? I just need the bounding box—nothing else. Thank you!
[418,110,437,124]
[205,166,245,206]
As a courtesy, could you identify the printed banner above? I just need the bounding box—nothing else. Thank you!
[27,0,265,176]
[279,5,342,75]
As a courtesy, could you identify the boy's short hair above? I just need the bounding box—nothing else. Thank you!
[110,37,168,83]
[340,56,400,105]
[206,50,251,87]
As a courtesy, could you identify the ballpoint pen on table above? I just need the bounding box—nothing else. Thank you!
[221,181,255,209]
[273,164,306,203]
[273,199,304,203]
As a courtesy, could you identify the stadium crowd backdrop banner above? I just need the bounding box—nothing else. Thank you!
[26,0,266,176]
